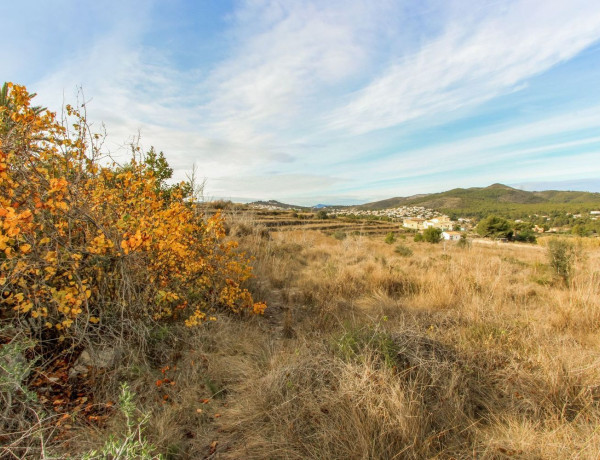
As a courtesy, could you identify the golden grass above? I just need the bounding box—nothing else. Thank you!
[63,216,600,459]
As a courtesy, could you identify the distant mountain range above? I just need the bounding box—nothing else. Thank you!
[350,184,600,218]
[251,184,600,218]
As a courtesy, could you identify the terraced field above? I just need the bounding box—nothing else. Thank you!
[232,209,405,236]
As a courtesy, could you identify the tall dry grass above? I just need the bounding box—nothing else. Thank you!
[58,215,600,459]
[201,223,599,459]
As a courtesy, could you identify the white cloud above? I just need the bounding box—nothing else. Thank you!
[17,0,600,203]
[327,0,600,134]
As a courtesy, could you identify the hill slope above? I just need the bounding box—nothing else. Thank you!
[358,184,600,217]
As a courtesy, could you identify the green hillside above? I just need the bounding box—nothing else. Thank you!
[359,184,600,218]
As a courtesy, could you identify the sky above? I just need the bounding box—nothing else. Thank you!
[4,0,600,205]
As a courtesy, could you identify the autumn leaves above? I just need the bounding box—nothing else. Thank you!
[0,83,265,349]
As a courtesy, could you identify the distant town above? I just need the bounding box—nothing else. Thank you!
[249,201,600,237]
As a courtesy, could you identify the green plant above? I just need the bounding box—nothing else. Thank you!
[476,215,513,239]
[82,383,162,459]
[0,334,37,407]
[384,232,396,244]
[414,233,424,242]
[514,228,537,243]
[423,227,442,243]
[394,244,413,257]
[334,326,400,370]
[547,239,577,285]
[332,230,347,240]
[456,234,471,248]
[316,210,328,220]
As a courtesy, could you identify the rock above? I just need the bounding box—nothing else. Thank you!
[69,347,120,378]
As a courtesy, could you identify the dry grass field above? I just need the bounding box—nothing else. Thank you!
[29,210,600,459]
[70,209,597,459]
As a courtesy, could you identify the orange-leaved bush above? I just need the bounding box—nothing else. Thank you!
[0,82,265,346]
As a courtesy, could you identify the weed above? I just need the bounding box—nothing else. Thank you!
[82,383,162,459]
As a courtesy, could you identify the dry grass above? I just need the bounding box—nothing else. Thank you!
[55,215,600,459]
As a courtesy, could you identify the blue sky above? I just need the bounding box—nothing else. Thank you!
[5,0,600,205]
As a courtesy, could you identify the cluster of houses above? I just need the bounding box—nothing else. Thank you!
[329,205,442,221]
[250,203,289,211]
[402,216,465,241]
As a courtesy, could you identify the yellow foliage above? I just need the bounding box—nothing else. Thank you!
[0,83,265,343]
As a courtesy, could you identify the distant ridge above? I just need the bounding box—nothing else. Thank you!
[252,184,600,218]
[355,184,600,217]
[248,200,308,210]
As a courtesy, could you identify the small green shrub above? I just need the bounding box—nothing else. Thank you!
[332,230,347,240]
[384,232,396,244]
[414,233,424,242]
[457,234,471,248]
[394,244,413,257]
[82,383,162,460]
[547,239,577,285]
[334,327,400,370]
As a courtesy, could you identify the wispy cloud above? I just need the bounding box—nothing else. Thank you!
[9,0,600,203]
[328,0,600,135]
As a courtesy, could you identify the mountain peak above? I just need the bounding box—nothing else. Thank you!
[486,183,515,190]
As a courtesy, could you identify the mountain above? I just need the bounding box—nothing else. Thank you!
[357,184,600,217]
[248,200,308,210]
[252,184,600,218]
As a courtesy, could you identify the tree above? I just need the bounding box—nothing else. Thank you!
[384,232,396,244]
[476,215,513,239]
[316,210,328,220]
[423,227,442,243]
[513,221,537,243]
[144,146,173,185]
[513,228,537,243]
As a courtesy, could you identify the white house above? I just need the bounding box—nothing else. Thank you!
[423,216,454,231]
[442,231,462,241]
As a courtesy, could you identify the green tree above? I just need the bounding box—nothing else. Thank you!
[316,210,328,220]
[144,146,173,186]
[142,146,193,202]
[423,227,442,243]
[513,221,537,243]
[384,232,396,244]
[476,215,513,239]
[514,228,537,243]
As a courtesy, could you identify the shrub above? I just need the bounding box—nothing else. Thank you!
[514,228,537,243]
[82,383,161,459]
[0,83,265,352]
[384,232,396,244]
[394,244,413,257]
[414,233,424,242]
[316,210,328,219]
[332,230,347,240]
[210,199,233,210]
[476,215,513,239]
[547,238,577,285]
[456,234,471,248]
[423,227,442,243]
